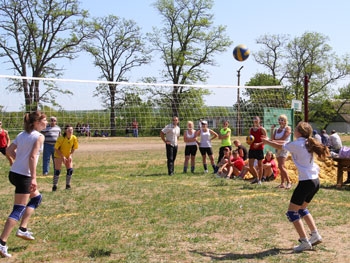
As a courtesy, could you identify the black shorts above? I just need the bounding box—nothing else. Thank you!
[185,145,197,156]
[248,149,264,160]
[0,147,6,156]
[9,171,32,194]
[199,147,213,156]
[290,179,320,206]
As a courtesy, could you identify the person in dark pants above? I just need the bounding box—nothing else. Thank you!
[160,117,180,175]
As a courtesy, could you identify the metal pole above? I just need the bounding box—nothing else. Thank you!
[236,66,243,136]
[304,75,309,122]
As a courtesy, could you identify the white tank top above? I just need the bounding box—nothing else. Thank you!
[275,127,290,142]
[200,129,211,148]
[11,130,43,177]
[185,130,197,146]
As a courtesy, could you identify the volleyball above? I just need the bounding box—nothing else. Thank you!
[246,135,255,145]
[233,44,250,62]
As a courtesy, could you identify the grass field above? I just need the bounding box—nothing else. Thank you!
[0,136,349,263]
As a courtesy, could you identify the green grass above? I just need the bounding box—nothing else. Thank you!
[0,137,349,262]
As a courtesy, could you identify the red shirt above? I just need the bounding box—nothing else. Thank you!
[0,129,7,148]
[249,127,264,150]
[263,159,278,178]
[231,156,245,171]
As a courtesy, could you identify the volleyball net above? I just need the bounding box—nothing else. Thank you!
[0,75,292,136]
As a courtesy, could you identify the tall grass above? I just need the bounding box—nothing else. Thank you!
[0,137,348,263]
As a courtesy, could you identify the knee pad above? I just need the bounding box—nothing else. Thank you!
[54,169,61,176]
[27,194,42,209]
[298,208,310,218]
[67,168,73,176]
[286,210,301,222]
[9,204,26,221]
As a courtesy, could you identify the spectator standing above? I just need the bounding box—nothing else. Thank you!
[183,121,197,173]
[196,120,218,173]
[53,124,79,191]
[248,116,267,185]
[320,130,329,146]
[0,120,13,166]
[42,116,61,176]
[217,120,232,169]
[0,111,47,258]
[160,117,180,176]
[262,121,329,252]
[132,119,139,137]
[329,130,342,153]
[271,114,292,189]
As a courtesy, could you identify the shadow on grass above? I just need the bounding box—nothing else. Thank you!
[320,184,350,191]
[190,247,293,261]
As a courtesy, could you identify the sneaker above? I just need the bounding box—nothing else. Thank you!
[250,178,258,184]
[286,183,292,189]
[0,244,11,258]
[204,170,208,173]
[52,185,57,191]
[309,232,322,246]
[293,240,312,253]
[16,229,35,240]
[65,184,71,190]
[257,180,262,185]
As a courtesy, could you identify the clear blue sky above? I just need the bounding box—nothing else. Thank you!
[1,0,350,110]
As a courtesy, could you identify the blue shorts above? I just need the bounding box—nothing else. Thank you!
[9,171,32,194]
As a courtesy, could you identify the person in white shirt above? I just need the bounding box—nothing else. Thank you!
[329,130,342,153]
[160,117,180,175]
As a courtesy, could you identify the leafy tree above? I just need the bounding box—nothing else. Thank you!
[0,0,90,111]
[255,32,350,105]
[84,15,150,136]
[148,0,232,117]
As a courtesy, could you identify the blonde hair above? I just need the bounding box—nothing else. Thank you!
[187,121,194,128]
[296,121,329,160]
[279,114,288,126]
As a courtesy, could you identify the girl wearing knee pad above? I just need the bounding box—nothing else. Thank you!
[262,121,329,253]
[0,111,47,258]
[53,124,79,191]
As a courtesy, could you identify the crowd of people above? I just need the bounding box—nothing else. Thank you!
[0,113,348,257]
[159,115,343,253]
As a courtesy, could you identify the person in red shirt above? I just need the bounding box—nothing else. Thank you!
[0,121,13,166]
[262,151,278,181]
[230,150,245,178]
[248,116,267,185]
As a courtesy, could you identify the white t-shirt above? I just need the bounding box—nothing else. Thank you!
[11,130,43,177]
[283,137,319,181]
[161,124,180,146]
[199,129,212,148]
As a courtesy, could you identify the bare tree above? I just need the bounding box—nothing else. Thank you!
[83,15,151,136]
[0,0,90,111]
[148,0,232,117]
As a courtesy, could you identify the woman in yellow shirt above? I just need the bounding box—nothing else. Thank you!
[53,124,78,191]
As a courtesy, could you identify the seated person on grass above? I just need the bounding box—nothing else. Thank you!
[261,151,278,182]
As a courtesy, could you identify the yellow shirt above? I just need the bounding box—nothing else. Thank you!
[54,135,78,158]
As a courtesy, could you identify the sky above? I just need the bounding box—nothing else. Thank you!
[1,0,350,110]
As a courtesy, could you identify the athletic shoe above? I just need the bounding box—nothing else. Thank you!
[250,178,258,184]
[286,183,292,189]
[52,185,57,191]
[204,170,208,173]
[309,232,322,246]
[257,180,262,185]
[293,240,312,253]
[16,229,35,240]
[0,244,11,258]
[66,184,71,190]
